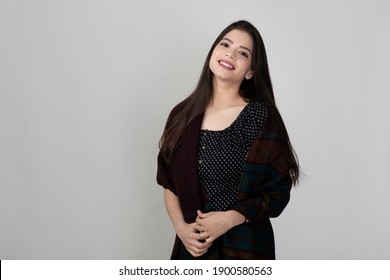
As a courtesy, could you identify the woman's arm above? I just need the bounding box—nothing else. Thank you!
[164,188,211,257]
[232,118,293,221]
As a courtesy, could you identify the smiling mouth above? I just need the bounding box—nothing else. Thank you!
[218,60,235,70]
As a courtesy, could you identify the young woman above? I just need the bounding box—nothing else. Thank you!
[157,20,299,260]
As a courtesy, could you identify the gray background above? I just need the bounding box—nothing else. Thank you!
[1,0,389,259]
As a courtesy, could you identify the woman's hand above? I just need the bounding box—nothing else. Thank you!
[163,189,211,257]
[196,210,246,243]
[176,221,212,257]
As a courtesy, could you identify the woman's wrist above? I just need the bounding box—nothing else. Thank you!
[173,220,187,235]
[226,210,247,228]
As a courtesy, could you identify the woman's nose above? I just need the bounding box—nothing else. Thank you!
[225,52,234,59]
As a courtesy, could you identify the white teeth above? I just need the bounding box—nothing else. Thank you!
[220,61,233,69]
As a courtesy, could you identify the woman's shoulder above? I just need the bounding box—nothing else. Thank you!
[164,99,190,126]
[168,100,186,116]
[247,100,267,110]
[243,101,268,122]
[231,101,268,138]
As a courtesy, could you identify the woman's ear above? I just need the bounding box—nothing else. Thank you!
[245,71,253,80]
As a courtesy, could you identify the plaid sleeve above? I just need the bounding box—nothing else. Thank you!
[232,118,292,221]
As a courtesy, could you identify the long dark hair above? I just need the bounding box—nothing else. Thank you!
[159,20,299,185]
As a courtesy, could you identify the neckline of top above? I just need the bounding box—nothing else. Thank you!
[200,102,252,133]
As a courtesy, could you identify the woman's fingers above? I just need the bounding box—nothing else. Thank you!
[198,230,214,244]
[189,235,210,248]
[197,210,204,217]
[197,209,211,219]
[186,240,209,257]
[188,249,207,257]
[183,221,213,257]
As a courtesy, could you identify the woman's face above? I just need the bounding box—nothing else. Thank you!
[209,29,253,85]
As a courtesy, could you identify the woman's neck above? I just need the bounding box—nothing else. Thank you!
[210,78,245,109]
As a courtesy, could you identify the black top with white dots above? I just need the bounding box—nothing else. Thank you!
[197,102,268,211]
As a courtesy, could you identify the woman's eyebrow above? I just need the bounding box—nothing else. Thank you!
[222,37,252,54]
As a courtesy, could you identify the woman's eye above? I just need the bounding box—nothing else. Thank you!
[220,42,229,48]
[239,51,248,58]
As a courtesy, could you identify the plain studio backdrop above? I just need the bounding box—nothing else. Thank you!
[0,0,389,259]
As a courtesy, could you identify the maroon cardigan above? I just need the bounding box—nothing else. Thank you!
[157,112,209,221]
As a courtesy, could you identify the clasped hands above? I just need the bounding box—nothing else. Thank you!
[177,209,245,257]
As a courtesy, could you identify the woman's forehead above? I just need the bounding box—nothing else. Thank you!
[222,29,253,51]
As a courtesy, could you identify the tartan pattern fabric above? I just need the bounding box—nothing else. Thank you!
[157,105,292,259]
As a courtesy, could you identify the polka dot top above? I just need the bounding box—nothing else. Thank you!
[197,102,268,211]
